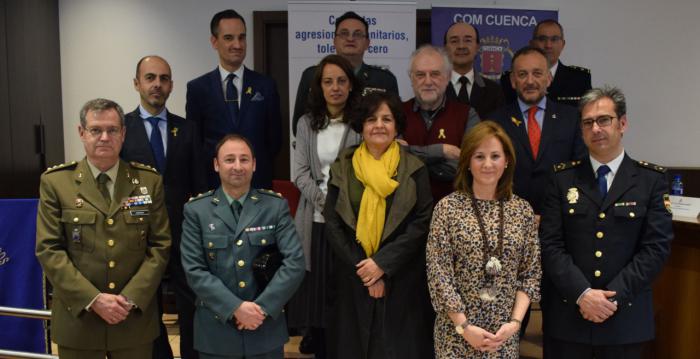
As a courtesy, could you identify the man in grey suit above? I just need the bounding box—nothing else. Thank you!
[181,134,305,359]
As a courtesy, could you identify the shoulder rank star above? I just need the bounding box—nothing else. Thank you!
[171,127,178,137]
[511,117,522,127]
[567,188,579,204]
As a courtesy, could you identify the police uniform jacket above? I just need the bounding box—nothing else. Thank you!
[539,154,672,345]
[180,188,305,356]
[292,62,399,135]
[500,61,592,108]
[35,158,171,350]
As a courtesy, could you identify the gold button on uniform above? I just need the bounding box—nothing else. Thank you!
[108,282,116,289]
[596,232,604,239]
[595,251,602,258]
[629,212,636,218]
[108,261,115,268]
[594,270,601,277]
[139,217,144,222]
[568,208,575,214]
[599,213,606,219]
[107,218,114,225]
[261,239,267,245]
[107,239,115,247]
[239,281,246,288]
[236,240,243,246]
[208,242,214,248]
[237,260,245,267]
[73,217,79,223]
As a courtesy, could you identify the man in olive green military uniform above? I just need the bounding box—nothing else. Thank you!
[292,11,399,135]
[35,98,171,359]
[181,134,305,359]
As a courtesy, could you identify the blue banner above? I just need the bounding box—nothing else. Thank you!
[431,6,558,81]
[0,199,48,354]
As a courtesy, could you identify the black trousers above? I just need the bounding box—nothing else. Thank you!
[548,337,645,359]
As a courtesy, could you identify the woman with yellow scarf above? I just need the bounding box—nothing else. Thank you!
[323,92,435,359]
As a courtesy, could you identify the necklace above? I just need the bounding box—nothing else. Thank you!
[469,194,505,302]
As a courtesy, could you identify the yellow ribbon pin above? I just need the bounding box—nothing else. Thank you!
[511,117,522,127]
[171,127,178,137]
[246,87,252,95]
[438,128,446,139]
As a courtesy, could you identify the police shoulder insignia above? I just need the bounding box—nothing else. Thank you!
[569,65,591,74]
[636,160,667,173]
[188,190,214,202]
[258,189,283,198]
[44,161,78,174]
[553,160,581,172]
[130,161,159,173]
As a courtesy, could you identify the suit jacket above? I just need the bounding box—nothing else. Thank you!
[500,61,592,108]
[539,155,672,345]
[120,108,207,285]
[446,72,505,119]
[180,188,305,356]
[35,159,171,350]
[490,99,586,214]
[292,62,399,135]
[186,67,282,189]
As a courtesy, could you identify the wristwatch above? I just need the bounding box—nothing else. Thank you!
[455,319,469,335]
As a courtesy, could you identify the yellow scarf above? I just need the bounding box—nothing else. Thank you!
[352,141,400,256]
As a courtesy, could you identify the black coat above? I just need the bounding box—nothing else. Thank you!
[323,146,435,359]
[489,100,586,214]
[539,155,673,345]
[500,61,592,108]
[446,72,505,119]
[120,108,208,276]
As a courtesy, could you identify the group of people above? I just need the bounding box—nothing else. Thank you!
[33,7,673,359]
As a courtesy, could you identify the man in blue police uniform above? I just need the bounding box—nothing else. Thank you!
[291,11,399,135]
[181,134,305,359]
[540,86,672,358]
[500,20,592,108]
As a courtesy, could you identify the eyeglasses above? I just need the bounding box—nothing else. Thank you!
[84,126,122,138]
[581,115,616,129]
[336,30,367,40]
[533,35,563,43]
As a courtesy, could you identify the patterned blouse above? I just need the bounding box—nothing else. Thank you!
[427,191,541,358]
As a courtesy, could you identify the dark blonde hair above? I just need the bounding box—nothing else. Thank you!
[454,121,516,200]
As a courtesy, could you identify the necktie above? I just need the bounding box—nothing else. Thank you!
[225,73,240,126]
[597,165,611,198]
[96,173,111,205]
[231,201,242,223]
[527,106,541,159]
[457,76,470,104]
[146,117,166,174]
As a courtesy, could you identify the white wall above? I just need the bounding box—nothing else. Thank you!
[60,0,700,166]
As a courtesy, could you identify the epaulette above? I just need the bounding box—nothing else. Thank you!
[129,161,159,173]
[44,161,78,174]
[636,160,667,173]
[257,188,283,198]
[553,160,582,172]
[568,65,591,74]
[188,190,214,202]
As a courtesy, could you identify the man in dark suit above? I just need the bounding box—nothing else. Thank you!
[121,55,207,359]
[443,22,504,118]
[500,19,592,107]
[540,86,672,358]
[490,46,586,341]
[186,9,282,190]
[292,11,398,135]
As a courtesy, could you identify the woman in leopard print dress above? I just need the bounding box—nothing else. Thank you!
[427,121,541,358]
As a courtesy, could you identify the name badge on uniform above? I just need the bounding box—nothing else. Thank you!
[245,225,276,232]
[130,210,150,216]
[614,201,637,207]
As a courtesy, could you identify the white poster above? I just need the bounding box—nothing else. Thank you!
[288,1,417,138]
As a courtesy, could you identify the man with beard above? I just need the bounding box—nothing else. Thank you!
[121,55,207,359]
[443,22,504,118]
[501,20,592,107]
[490,46,586,342]
[399,44,480,202]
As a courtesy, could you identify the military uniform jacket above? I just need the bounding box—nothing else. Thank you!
[180,188,305,356]
[539,155,672,345]
[35,158,171,350]
[292,62,399,135]
[500,61,592,108]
